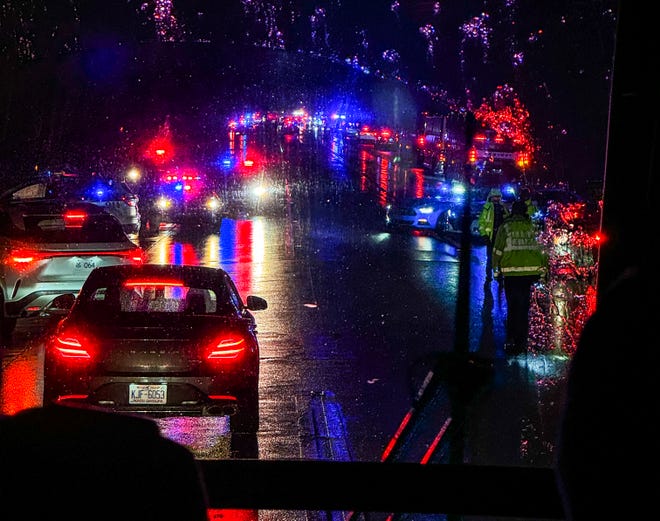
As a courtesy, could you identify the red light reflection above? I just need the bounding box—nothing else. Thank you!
[378,158,389,207]
[1,356,41,415]
[207,509,258,520]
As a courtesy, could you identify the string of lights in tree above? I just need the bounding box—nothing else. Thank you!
[473,84,535,160]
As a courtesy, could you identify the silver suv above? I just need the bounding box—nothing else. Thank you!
[0,199,143,346]
[0,170,141,235]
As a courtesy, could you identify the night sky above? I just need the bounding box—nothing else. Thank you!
[0,0,618,188]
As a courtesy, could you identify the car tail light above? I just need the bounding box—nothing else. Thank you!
[123,278,184,287]
[63,209,87,228]
[6,247,46,266]
[3,248,48,273]
[205,334,247,362]
[124,247,145,264]
[51,329,96,361]
[121,195,138,207]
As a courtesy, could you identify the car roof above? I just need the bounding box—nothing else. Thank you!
[0,199,134,244]
[85,263,229,283]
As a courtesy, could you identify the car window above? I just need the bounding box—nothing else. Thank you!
[8,213,128,243]
[86,284,219,315]
[8,183,47,200]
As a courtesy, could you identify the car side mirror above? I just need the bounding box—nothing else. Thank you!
[40,293,77,317]
[246,295,267,311]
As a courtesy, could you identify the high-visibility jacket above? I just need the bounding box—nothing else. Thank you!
[524,198,540,219]
[492,214,548,277]
[478,195,509,240]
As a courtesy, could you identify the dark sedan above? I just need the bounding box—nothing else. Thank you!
[42,263,267,433]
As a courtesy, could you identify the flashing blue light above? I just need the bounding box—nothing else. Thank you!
[174,183,183,192]
[502,184,517,197]
[215,153,236,170]
[85,181,113,201]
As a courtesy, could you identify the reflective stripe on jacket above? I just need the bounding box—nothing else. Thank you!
[492,215,548,277]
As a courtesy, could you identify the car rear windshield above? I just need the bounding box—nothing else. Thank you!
[6,176,134,203]
[0,211,129,243]
[84,283,237,316]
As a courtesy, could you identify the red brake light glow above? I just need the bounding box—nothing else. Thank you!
[206,335,246,361]
[8,248,44,265]
[123,279,183,287]
[52,330,94,360]
[63,210,87,228]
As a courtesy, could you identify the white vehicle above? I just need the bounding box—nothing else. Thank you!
[0,170,142,235]
[0,200,143,346]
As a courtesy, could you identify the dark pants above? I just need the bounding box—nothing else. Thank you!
[502,274,540,353]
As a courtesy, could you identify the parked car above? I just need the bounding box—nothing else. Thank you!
[385,196,462,233]
[0,200,143,346]
[385,181,482,237]
[0,170,142,235]
[42,263,268,433]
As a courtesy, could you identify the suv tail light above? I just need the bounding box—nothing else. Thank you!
[5,246,143,272]
[4,248,47,272]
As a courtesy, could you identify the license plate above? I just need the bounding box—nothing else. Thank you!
[129,384,167,404]
[72,257,98,271]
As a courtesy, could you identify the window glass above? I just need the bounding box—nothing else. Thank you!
[10,183,46,200]
[15,213,128,243]
[0,3,618,518]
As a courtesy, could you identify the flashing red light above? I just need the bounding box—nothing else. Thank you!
[144,136,174,165]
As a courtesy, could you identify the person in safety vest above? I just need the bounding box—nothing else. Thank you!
[519,187,541,229]
[492,200,548,355]
[478,187,510,281]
